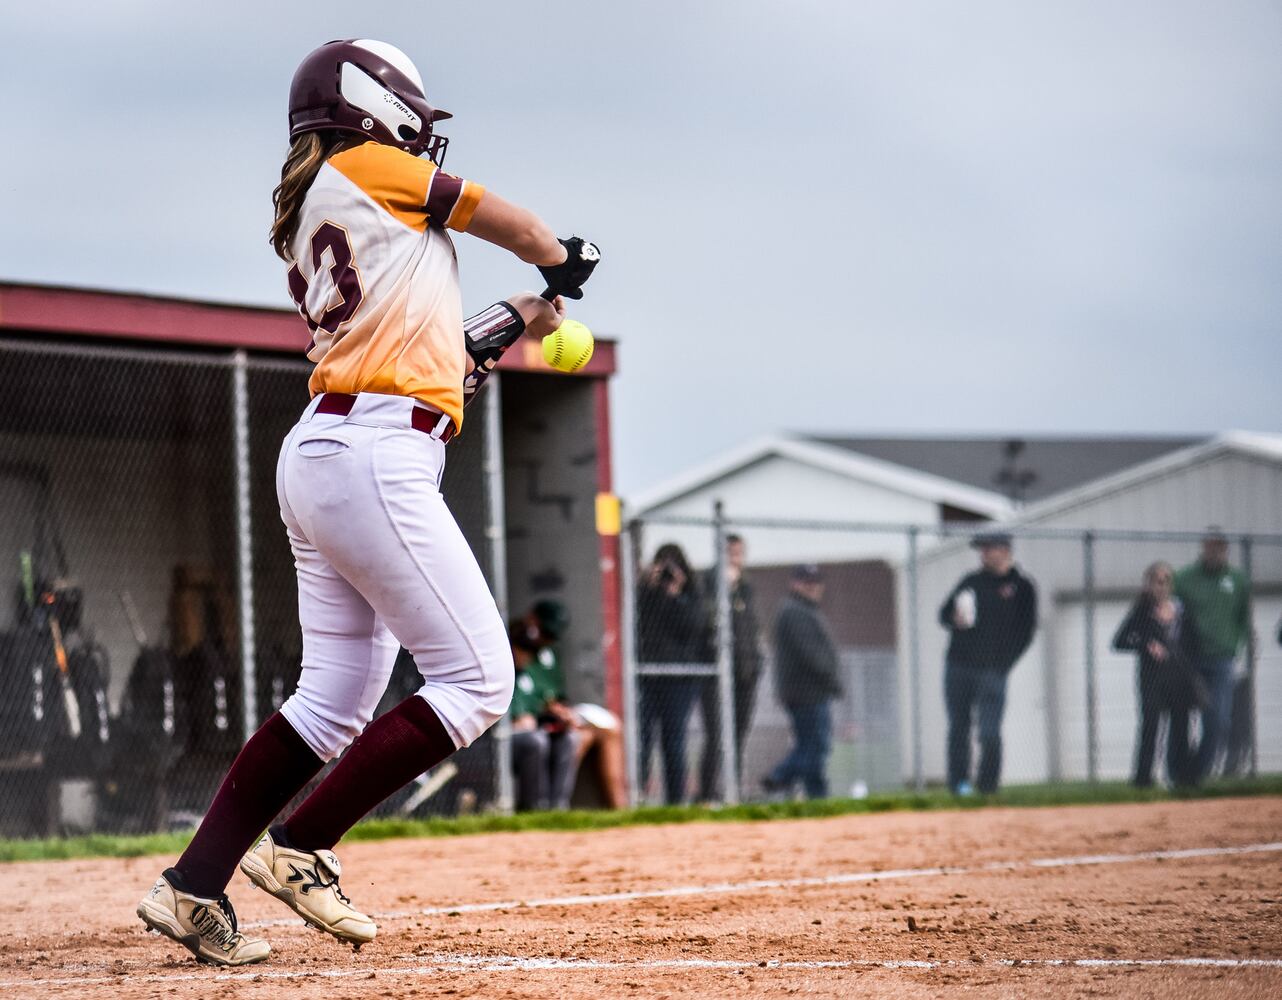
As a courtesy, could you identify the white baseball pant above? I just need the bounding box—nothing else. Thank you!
[275,392,513,761]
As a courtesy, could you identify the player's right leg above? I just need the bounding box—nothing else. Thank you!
[275,425,513,842]
[236,430,402,947]
[244,414,511,941]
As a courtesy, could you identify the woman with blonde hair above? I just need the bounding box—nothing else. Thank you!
[1112,561,1200,788]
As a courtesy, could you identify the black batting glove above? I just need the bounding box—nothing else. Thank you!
[537,236,601,300]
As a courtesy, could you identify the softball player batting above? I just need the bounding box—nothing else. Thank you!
[136,38,599,965]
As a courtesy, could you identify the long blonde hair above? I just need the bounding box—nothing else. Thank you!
[1143,561,1175,596]
[270,132,355,260]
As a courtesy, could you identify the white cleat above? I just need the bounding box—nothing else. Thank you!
[136,869,271,966]
[240,827,376,945]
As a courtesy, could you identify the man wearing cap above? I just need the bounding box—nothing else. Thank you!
[938,533,1038,796]
[763,565,842,799]
[1175,529,1251,781]
[697,533,765,802]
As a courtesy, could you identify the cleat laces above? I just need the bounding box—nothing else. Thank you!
[311,851,352,905]
[315,870,352,906]
[208,895,246,950]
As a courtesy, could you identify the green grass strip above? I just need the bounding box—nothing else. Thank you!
[2,774,1279,863]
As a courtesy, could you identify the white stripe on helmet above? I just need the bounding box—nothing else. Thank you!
[351,39,425,94]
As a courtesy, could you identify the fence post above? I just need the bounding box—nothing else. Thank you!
[1082,530,1099,783]
[231,349,257,738]
[620,517,641,806]
[906,526,924,792]
[1242,536,1258,779]
[481,374,513,813]
[712,500,739,804]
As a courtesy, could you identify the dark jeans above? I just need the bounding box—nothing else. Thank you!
[1224,674,1253,778]
[768,700,833,799]
[512,728,580,812]
[944,662,1008,794]
[639,674,702,804]
[696,670,761,801]
[1134,667,1194,788]
[1194,656,1236,780]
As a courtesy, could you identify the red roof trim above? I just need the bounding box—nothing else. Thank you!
[0,281,616,376]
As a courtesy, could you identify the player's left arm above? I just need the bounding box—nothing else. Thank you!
[462,292,565,407]
[464,190,564,265]
[463,191,600,300]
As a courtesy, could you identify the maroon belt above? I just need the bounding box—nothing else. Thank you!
[315,393,456,443]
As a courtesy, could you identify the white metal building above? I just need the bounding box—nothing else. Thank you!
[625,432,1220,798]
[629,435,1014,566]
[898,432,1282,787]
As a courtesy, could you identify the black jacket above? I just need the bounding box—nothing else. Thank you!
[701,569,764,680]
[939,566,1038,674]
[636,580,713,664]
[1111,594,1200,680]
[773,592,842,706]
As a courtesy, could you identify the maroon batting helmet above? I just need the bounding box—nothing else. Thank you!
[288,39,452,164]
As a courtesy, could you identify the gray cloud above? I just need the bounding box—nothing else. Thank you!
[2,0,1279,492]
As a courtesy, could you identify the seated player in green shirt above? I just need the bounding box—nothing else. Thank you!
[509,601,627,811]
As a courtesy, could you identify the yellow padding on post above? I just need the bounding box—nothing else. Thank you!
[595,493,621,536]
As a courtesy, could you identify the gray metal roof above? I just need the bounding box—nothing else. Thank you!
[802,435,1205,504]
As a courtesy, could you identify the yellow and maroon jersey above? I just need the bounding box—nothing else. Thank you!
[285,141,485,431]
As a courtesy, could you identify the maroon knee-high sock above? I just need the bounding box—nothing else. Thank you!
[284,695,456,851]
[174,712,324,898]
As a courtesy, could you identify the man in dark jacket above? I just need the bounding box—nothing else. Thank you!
[697,534,765,801]
[939,532,1038,795]
[764,565,842,799]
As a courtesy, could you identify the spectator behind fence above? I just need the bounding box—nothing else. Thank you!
[696,533,764,802]
[1111,562,1201,788]
[938,532,1038,796]
[509,610,579,812]
[637,543,713,804]
[1175,527,1251,781]
[763,564,842,800]
[510,597,630,810]
[541,600,627,807]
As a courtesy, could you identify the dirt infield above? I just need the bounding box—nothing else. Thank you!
[1,797,1280,999]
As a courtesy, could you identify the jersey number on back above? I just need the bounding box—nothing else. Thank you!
[287,222,365,336]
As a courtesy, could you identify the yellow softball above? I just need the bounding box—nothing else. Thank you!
[541,318,595,373]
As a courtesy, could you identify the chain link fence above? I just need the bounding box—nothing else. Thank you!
[0,337,508,837]
[623,507,1282,805]
[5,334,1276,834]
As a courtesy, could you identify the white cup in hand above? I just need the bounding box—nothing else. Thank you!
[954,588,977,629]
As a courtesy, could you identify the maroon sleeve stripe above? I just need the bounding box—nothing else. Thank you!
[425,170,465,228]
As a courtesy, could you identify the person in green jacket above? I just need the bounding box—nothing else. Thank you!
[1174,528,1251,781]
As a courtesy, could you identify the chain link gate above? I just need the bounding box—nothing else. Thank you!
[620,505,1282,805]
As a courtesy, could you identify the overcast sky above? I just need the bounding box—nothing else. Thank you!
[2,1,1279,494]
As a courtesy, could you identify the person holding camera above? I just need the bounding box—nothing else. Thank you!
[636,543,713,804]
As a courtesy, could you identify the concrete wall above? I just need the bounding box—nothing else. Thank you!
[501,373,606,704]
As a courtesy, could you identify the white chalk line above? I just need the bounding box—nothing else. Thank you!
[4,954,1282,990]
[7,839,1270,991]
[234,839,1282,929]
